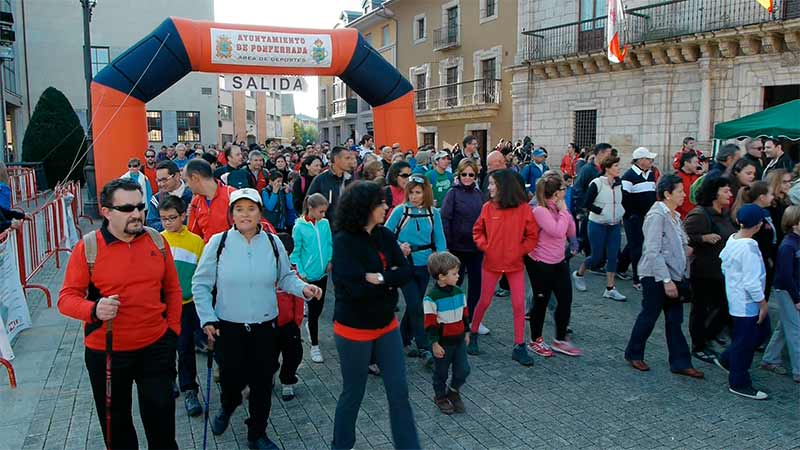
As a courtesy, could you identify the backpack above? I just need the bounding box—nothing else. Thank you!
[82,227,167,336]
[212,230,279,307]
[393,206,436,253]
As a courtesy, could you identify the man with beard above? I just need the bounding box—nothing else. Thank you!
[58,178,183,450]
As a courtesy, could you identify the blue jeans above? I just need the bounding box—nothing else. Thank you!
[762,290,800,377]
[178,302,199,392]
[332,329,420,450]
[432,338,471,398]
[400,265,431,351]
[625,277,692,371]
[720,315,771,389]
[584,221,621,273]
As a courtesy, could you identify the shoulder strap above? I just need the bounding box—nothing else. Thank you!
[143,227,166,258]
[394,206,412,236]
[83,230,98,277]
[267,232,280,287]
[216,231,228,263]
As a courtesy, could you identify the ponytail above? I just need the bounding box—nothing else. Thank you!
[731,180,769,223]
[303,192,329,216]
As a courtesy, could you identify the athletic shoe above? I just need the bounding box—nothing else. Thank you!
[603,287,627,302]
[367,364,381,376]
[512,344,534,366]
[551,339,583,357]
[572,271,587,291]
[420,350,434,369]
[211,410,232,435]
[527,337,554,357]
[632,282,643,291]
[615,271,632,281]
[588,267,606,276]
[447,389,465,413]
[759,362,787,375]
[728,386,768,400]
[310,345,324,363]
[467,333,480,355]
[434,395,454,415]
[281,385,295,401]
[183,390,203,417]
[692,350,717,364]
[248,436,280,450]
[405,343,420,358]
[495,288,510,297]
[713,356,730,374]
[478,323,490,335]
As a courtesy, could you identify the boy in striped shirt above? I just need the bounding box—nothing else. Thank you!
[424,251,471,415]
[158,195,206,417]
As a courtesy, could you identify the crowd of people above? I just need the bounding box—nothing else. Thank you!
[53,133,800,449]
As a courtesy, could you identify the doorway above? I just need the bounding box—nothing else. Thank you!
[469,129,488,167]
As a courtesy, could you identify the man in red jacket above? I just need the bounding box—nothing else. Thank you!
[58,178,183,450]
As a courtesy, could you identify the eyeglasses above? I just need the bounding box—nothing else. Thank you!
[156,174,175,184]
[159,214,181,223]
[398,173,411,178]
[460,172,476,178]
[110,203,146,213]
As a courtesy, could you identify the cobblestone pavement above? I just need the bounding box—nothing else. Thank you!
[1,243,799,450]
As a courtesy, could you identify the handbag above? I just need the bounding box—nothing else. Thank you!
[665,278,693,305]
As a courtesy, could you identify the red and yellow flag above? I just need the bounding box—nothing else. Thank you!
[757,0,774,12]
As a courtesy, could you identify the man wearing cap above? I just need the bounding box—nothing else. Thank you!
[426,151,454,208]
[192,187,323,448]
[520,147,549,193]
[618,147,659,289]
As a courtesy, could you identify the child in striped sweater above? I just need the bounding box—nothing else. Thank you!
[424,251,471,415]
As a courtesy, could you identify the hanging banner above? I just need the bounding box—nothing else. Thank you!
[0,234,31,355]
[223,75,308,92]
[211,28,332,68]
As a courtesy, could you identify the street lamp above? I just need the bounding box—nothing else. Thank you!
[80,0,98,216]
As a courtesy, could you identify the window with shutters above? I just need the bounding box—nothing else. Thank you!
[574,110,597,151]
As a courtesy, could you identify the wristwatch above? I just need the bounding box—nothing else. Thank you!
[662,278,672,284]
[376,273,385,284]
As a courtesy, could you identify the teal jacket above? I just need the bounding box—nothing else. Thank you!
[290,216,333,282]
[385,203,447,267]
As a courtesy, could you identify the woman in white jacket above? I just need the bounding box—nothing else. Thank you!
[572,155,627,301]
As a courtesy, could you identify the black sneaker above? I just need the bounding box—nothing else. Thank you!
[728,386,768,400]
[588,266,606,276]
[248,436,279,450]
[183,389,203,417]
[713,357,730,374]
[495,288,510,297]
[692,350,717,364]
[615,271,632,281]
[210,410,232,436]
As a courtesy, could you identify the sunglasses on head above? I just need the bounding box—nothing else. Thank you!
[409,175,426,184]
[110,203,146,213]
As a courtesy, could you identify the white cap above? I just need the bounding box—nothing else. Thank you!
[229,188,262,207]
[632,147,657,160]
[433,150,450,161]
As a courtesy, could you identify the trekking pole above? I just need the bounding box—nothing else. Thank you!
[105,319,113,450]
[202,344,214,450]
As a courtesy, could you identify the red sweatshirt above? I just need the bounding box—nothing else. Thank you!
[188,182,235,242]
[57,226,182,352]
[472,201,539,272]
[276,289,305,328]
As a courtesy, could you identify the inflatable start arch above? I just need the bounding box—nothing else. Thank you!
[91,17,416,197]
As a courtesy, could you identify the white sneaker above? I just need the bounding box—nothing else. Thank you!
[603,287,627,301]
[478,323,490,335]
[310,345,324,363]
[281,385,295,401]
[572,271,587,291]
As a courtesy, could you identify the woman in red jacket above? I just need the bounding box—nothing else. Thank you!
[467,169,539,366]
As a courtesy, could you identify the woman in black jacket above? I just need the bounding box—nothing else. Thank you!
[331,181,419,450]
[291,155,322,213]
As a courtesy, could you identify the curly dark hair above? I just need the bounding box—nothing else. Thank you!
[299,155,322,176]
[696,176,731,207]
[387,161,411,187]
[335,181,385,233]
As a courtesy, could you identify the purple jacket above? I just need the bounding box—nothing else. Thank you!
[440,182,484,253]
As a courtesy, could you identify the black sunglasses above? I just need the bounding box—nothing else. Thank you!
[399,173,412,178]
[110,203,146,213]
[460,172,476,178]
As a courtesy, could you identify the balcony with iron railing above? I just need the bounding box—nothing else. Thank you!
[522,0,795,63]
[415,79,501,117]
[332,98,358,117]
[433,24,460,51]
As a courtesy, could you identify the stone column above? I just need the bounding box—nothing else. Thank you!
[698,59,712,143]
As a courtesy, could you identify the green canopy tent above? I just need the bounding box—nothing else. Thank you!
[714,100,800,141]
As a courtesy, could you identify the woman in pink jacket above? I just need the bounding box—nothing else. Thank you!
[525,174,582,358]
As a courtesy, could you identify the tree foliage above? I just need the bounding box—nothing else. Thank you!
[22,87,87,187]
[293,121,319,145]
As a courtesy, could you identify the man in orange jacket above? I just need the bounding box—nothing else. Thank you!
[58,178,183,450]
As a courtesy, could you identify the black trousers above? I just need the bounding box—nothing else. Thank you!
[525,257,573,341]
[85,329,178,450]
[274,322,303,385]
[307,276,328,346]
[689,278,730,352]
[451,250,483,325]
[217,320,277,441]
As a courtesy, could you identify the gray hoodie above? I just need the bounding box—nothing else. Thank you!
[637,202,689,282]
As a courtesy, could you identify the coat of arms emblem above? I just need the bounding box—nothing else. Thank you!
[216,35,233,59]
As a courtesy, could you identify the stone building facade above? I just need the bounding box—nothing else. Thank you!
[511,0,800,168]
